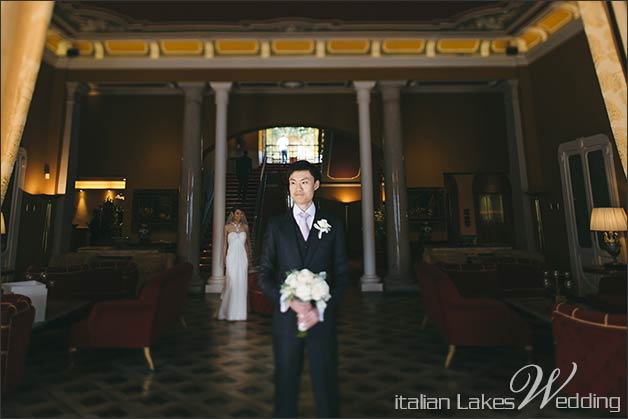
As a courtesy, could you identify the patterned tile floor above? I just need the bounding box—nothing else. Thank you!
[1,263,621,418]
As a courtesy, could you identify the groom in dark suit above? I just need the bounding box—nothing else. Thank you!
[258,160,348,418]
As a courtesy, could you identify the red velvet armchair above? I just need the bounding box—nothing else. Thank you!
[68,263,192,370]
[1,293,35,395]
[552,302,626,414]
[248,270,273,315]
[416,262,532,368]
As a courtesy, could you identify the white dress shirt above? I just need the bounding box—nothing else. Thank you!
[292,202,316,236]
[280,202,326,323]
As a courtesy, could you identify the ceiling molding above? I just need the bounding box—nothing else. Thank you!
[54,54,520,71]
[522,18,583,65]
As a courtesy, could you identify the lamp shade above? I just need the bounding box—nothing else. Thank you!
[590,207,628,231]
[1,212,5,235]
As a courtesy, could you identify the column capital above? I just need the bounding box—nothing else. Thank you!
[66,82,88,100]
[179,82,206,103]
[498,79,519,94]
[210,82,232,105]
[353,81,376,91]
[379,80,407,103]
[210,81,233,92]
[354,81,376,105]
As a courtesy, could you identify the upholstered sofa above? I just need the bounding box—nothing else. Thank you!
[25,261,139,302]
[1,293,35,395]
[552,302,626,414]
[416,262,532,368]
[435,260,546,298]
[587,271,626,313]
[68,263,192,370]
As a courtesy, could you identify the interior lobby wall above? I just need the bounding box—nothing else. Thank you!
[401,91,510,188]
[19,61,66,195]
[523,31,627,269]
[77,94,184,241]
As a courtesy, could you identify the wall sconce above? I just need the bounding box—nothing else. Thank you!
[590,207,627,266]
[44,164,50,180]
[380,178,386,203]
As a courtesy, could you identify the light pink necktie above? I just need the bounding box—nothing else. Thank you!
[297,212,310,241]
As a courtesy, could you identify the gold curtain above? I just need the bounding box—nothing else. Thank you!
[1,1,54,203]
[578,1,627,176]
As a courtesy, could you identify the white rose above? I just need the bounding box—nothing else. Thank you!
[317,219,331,229]
[285,272,298,286]
[311,280,329,301]
[295,284,312,301]
[297,269,314,285]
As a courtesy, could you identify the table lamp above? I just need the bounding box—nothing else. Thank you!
[590,207,627,265]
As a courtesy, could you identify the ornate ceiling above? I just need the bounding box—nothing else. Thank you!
[52,1,545,35]
[44,1,581,66]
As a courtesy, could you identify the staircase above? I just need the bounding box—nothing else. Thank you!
[199,162,322,280]
[199,168,261,278]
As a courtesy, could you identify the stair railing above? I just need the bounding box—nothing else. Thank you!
[201,169,215,239]
[252,150,269,264]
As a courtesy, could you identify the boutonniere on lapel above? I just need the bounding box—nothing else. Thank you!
[313,219,332,239]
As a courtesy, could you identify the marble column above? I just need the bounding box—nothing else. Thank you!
[354,81,383,292]
[379,81,415,291]
[51,82,87,256]
[501,80,535,252]
[206,82,232,293]
[178,82,205,293]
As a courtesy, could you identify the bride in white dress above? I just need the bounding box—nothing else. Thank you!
[217,207,251,321]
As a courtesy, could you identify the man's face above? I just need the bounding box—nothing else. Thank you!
[289,170,319,207]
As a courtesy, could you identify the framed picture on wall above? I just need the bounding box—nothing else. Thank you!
[406,187,447,242]
[132,189,178,231]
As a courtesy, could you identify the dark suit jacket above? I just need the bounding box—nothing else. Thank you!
[236,155,252,178]
[258,208,349,336]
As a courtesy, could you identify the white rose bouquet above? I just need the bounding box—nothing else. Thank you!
[280,268,331,337]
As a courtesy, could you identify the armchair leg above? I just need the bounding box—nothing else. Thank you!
[420,315,428,330]
[524,345,534,363]
[144,347,155,371]
[445,345,456,369]
[68,347,77,369]
[180,316,188,328]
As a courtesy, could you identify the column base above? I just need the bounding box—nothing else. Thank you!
[187,274,205,295]
[384,279,419,292]
[205,275,225,293]
[361,274,383,292]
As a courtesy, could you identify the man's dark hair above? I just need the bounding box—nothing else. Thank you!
[287,160,321,183]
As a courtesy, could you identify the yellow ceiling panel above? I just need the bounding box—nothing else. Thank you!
[537,9,572,35]
[104,40,149,56]
[490,39,510,54]
[46,31,62,50]
[381,39,425,54]
[160,40,203,55]
[271,40,315,55]
[73,40,94,56]
[327,39,370,55]
[520,30,543,50]
[436,39,480,54]
[215,39,260,55]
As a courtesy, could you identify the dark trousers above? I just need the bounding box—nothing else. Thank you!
[273,330,339,418]
[237,176,249,201]
[281,150,288,164]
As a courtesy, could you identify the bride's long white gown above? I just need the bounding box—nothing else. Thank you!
[217,230,248,321]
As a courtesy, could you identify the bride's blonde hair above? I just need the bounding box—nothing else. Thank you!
[226,206,249,226]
